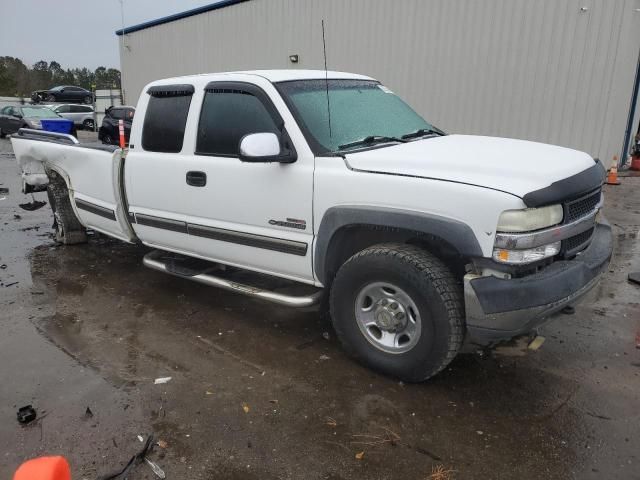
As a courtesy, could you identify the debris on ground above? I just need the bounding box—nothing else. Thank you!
[355,451,365,460]
[351,427,400,447]
[322,331,331,340]
[18,200,46,211]
[4,282,19,288]
[528,336,545,351]
[17,405,37,424]
[628,272,640,286]
[242,402,250,413]
[153,377,172,385]
[157,439,168,449]
[0,187,8,194]
[13,214,21,220]
[325,417,337,427]
[429,465,456,480]
[319,355,331,361]
[98,434,163,480]
[145,457,166,478]
[137,435,144,442]
[84,407,94,419]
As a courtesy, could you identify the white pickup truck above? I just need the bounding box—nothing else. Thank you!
[11,70,612,381]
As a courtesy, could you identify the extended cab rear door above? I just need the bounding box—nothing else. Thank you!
[125,76,315,284]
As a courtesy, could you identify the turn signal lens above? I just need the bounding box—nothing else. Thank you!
[492,242,561,265]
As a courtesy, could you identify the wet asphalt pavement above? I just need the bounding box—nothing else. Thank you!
[0,136,639,480]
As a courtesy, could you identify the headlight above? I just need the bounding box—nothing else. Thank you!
[29,120,41,128]
[497,204,563,232]
[493,242,561,265]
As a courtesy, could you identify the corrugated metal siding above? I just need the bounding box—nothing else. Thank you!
[120,0,640,166]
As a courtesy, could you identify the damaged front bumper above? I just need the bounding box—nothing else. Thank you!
[464,220,613,347]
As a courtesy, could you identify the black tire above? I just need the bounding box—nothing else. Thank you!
[46,171,87,245]
[329,243,464,382]
[102,134,113,145]
[83,119,95,131]
[83,96,92,105]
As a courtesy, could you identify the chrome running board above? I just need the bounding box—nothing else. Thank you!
[142,250,323,308]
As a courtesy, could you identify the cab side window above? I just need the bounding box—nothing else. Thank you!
[196,86,279,156]
[141,84,194,153]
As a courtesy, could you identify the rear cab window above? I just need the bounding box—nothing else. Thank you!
[141,84,194,153]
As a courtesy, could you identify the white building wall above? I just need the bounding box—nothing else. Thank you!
[119,0,640,166]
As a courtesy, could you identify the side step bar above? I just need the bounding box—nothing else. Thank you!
[142,250,323,308]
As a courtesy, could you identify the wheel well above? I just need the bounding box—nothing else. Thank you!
[322,225,468,286]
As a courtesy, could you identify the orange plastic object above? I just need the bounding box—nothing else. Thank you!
[13,456,71,480]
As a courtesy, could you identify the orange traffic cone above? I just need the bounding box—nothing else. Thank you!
[606,157,621,185]
[13,456,71,480]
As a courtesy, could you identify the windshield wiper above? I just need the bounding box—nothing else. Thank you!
[338,135,407,150]
[401,128,446,140]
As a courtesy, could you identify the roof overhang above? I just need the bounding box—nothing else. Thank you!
[115,0,250,36]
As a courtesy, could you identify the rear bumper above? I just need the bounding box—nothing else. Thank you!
[464,220,612,346]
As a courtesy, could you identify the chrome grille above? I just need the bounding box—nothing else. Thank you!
[565,189,601,223]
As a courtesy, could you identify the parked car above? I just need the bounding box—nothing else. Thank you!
[98,106,135,144]
[47,104,96,131]
[31,86,94,104]
[0,105,62,137]
[11,70,612,382]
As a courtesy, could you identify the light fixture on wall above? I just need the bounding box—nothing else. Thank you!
[289,54,299,64]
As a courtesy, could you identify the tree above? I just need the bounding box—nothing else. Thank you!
[0,57,121,97]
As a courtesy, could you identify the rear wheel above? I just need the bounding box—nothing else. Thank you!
[102,133,113,145]
[46,95,56,102]
[329,243,464,382]
[46,171,87,245]
[83,119,95,131]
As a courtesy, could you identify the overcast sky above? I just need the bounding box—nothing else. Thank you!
[0,0,219,70]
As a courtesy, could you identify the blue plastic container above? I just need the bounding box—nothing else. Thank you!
[40,119,74,134]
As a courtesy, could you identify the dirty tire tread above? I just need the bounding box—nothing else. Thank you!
[46,173,87,245]
[330,243,464,382]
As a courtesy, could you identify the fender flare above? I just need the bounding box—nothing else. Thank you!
[314,206,483,284]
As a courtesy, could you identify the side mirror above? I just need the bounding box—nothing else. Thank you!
[239,132,294,163]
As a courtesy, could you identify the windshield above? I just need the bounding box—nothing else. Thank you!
[276,79,439,153]
[21,107,61,119]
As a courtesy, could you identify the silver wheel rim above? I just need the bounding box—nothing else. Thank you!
[354,282,422,354]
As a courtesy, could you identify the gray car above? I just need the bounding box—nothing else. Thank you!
[46,104,96,131]
[0,105,62,137]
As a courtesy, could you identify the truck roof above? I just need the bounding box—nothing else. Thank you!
[145,69,374,87]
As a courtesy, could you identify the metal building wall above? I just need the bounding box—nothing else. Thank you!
[119,0,640,166]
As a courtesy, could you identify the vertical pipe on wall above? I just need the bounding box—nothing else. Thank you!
[621,45,640,167]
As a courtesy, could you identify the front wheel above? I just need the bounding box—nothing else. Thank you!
[329,244,464,382]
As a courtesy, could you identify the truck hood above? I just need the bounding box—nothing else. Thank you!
[344,135,596,199]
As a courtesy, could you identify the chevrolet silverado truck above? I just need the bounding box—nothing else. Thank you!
[11,70,612,382]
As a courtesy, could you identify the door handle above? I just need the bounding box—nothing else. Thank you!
[186,171,206,187]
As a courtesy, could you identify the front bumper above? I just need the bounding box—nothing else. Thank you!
[464,220,612,346]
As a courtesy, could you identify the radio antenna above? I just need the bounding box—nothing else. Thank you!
[321,19,332,138]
